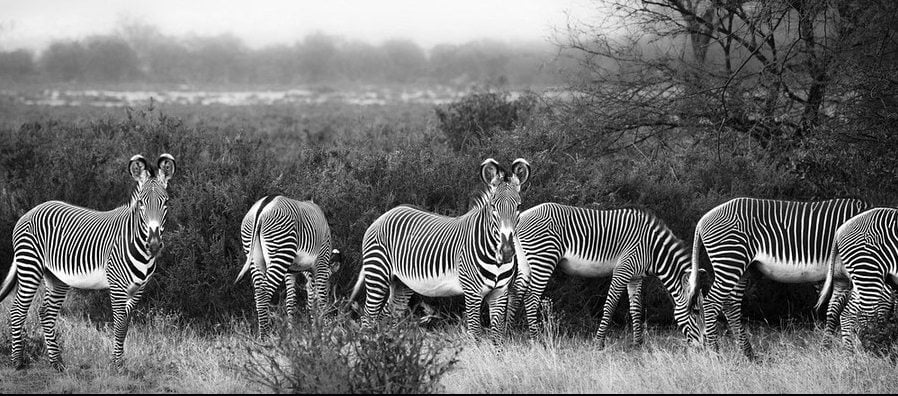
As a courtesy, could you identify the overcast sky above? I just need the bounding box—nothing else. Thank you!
[1,0,599,52]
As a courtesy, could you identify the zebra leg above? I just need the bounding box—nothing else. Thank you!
[702,245,749,352]
[8,261,42,370]
[595,271,630,349]
[39,275,70,371]
[824,279,850,335]
[387,280,414,320]
[109,284,146,368]
[250,266,275,337]
[486,286,510,348]
[626,278,645,346]
[463,290,485,339]
[722,275,754,359]
[285,272,299,320]
[361,269,391,329]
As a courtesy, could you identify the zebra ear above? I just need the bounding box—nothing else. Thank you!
[157,153,176,185]
[129,154,150,184]
[510,158,531,186]
[480,158,501,185]
[330,248,342,273]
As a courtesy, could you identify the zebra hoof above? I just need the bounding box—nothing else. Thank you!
[50,360,66,372]
[13,360,27,371]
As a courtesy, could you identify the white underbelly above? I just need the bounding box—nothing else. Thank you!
[753,252,827,282]
[49,266,109,289]
[289,251,316,272]
[398,271,463,297]
[557,254,617,277]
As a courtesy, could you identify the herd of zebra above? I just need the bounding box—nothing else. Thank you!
[0,153,896,371]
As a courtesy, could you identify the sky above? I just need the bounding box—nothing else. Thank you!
[0,0,600,52]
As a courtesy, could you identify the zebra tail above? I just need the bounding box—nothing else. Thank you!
[687,225,702,311]
[235,197,270,284]
[0,261,17,302]
[815,242,839,312]
[348,268,366,305]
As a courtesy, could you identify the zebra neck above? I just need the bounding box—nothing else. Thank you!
[125,208,155,281]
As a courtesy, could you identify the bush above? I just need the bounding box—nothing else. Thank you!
[232,309,460,393]
[856,310,898,363]
[435,91,537,152]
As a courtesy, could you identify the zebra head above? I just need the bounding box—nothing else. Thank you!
[480,158,531,264]
[129,153,176,258]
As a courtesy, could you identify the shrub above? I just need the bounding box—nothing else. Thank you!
[232,309,460,393]
[856,310,898,363]
[435,91,537,152]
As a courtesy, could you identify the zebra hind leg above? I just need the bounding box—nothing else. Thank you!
[8,260,42,370]
[722,276,754,360]
[39,275,71,371]
[626,279,645,346]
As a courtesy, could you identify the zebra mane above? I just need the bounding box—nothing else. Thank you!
[467,187,494,211]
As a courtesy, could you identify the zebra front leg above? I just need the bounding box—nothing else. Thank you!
[723,276,754,359]
[486,286,510,349]
[39,276,71,371]
[626,278,645,346]
[595,272,629,349]
[8,265,41,370]
[109,284,145,369]
[463,291,485,340]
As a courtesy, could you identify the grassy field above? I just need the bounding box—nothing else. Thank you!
[0,297,895,394]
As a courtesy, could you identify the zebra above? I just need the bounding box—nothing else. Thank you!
[235,195,340,336]
[816,207,898,347]
[0,154,176,370]
[692,197,869,358]
[505,203,702,347]
[348,158,530,345]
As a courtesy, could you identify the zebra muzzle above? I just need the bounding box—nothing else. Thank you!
[499,234,515,263]
[148,229,163,256]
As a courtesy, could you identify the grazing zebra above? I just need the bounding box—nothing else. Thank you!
[235,195,340,336]
[693,197,869,358]
[349,158,530,345]
[816,207,898,347]
[506,203,702,347]
[0,154,176,370]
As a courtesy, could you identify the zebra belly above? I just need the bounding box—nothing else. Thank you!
[47,266,109,289]
[557,254,616,277]
[753,252,827,283]
[396,272,463,297]
[288,251,316,272]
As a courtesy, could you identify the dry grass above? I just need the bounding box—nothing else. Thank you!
[0,296,895,394]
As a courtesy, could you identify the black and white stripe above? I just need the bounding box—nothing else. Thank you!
[816,207,898,346]
[508,203,701,346]
[349,158,531,345]
[236,195,339,337]
[693,197,869,358]
[0,153,176,370]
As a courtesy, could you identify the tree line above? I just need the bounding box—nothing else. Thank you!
[0,23,575,86]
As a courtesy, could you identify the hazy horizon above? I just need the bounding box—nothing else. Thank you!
[0,0,600,53]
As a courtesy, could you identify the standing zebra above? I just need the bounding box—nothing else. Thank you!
[235,195,340,336]
[507,203,702,347]
[693,197,869,358]
[0,154,176,370]
[349,158,530,345]
[816,207,898,347]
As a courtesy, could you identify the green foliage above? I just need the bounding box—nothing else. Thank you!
[232,310,459,393]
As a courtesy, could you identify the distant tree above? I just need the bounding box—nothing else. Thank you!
[0,49,35,77]
[185,33,249,84]
[40,40,86,81]
[381,39,428,83]
[82,35,141,82]
[296,32,341,82]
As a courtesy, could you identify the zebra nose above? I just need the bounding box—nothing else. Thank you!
[500,241,515,263]
[148,229,162,256]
